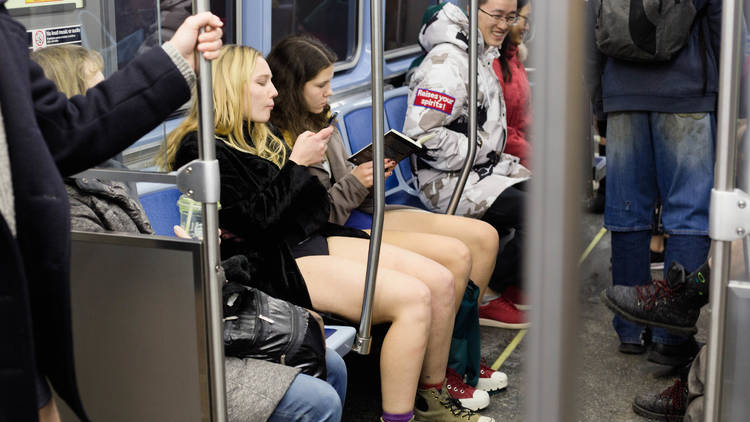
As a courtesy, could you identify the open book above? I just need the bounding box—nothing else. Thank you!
[347,129,436,165]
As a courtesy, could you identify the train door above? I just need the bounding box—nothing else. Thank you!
[705,0,750,420]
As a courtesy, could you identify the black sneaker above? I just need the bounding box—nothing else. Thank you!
[600,261,710,335]
[648,337,701,367]
[632,378,687,421]
[619,342,647,354]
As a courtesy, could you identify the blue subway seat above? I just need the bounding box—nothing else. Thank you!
[138,185,182,237]
[331,86,429,230]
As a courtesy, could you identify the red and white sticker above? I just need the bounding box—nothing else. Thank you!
[414,88,455,115]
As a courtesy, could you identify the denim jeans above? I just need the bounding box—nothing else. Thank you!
[606,111,714,346]
[268,349,347,422]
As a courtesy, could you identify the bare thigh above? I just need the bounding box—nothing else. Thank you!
[295,255,431,324]
[326,235,453,285]
[383,210,499,252]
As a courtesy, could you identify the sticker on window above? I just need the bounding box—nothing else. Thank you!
[414,88,455,115]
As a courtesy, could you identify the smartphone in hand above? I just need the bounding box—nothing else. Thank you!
[326,112,339,126]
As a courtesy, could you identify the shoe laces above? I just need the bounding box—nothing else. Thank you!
[490,295,517,311]
[431,388,477,420]
[445,368,477,395]
[635,278,677,311]
[658,378,687,421]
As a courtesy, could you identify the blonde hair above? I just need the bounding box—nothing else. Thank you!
[30,44,104,98]
[159,45,287,170]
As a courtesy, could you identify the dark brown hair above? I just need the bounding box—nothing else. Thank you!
[499,0,529,83]
[267,35,338,140]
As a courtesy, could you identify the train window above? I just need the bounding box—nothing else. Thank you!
[16,1,235,74]
[113,0,236,70]
[384,0,439,57]
[271,0,360,66]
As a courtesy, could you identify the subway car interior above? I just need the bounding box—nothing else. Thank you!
[7,0,750,421]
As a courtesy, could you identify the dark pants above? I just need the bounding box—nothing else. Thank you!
[481,182,527,293]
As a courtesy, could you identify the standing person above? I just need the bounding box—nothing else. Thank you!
[161,45,495,422]
[494,0,531,169]
[0,3,223,421]
[585,0,721,364]
[403,0,532,326]
[31,43,347,422]
[266,35,510,411]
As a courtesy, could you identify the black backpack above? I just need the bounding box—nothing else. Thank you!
[594,0,700,62]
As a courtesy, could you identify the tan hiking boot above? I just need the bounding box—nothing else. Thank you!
[414,386,495,422]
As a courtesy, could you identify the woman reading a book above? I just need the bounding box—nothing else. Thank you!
[159,44,496,422]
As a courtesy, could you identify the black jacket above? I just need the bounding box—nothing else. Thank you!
[0,4,191,420]
[174,129,367,309]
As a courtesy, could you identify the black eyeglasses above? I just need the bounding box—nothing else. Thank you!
[478,8,519,26]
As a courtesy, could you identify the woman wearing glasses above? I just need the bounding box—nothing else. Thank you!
[494,0,531,169]
[403,0,532,328]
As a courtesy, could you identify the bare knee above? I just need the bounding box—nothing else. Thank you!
[427,263,456,309]
[397,281,433,333]
[473,219,500,255]
[451,240,472,281]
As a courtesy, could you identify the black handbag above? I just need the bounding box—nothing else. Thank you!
[222,281,327,379]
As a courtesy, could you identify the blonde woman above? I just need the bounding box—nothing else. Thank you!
[160,45,494,422]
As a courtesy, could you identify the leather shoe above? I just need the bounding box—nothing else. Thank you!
[648,337,700,367]
[619,342,647,355]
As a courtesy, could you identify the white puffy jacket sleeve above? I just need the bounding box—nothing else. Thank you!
[403,45,473,172]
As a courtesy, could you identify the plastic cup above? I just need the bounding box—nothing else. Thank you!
[177,195,221,239]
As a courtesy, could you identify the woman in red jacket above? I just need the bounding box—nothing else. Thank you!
[494,0,531,168]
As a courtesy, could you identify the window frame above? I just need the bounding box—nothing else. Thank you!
[330,0,365,73]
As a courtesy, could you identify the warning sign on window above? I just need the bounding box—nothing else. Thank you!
[27,25,82,50]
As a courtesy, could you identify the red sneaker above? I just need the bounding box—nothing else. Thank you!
[478,296,530,329]
[445,368,490,411]
[475,360,508,392]
[502,285,529,310]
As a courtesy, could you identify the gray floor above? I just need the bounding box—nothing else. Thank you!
[342,211,710,421]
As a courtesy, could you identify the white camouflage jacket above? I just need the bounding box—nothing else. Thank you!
[404,2,530,218]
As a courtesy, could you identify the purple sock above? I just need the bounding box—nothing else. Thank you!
[381,410,414,422]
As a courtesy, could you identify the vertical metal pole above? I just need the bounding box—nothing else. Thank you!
[705,1,744,420]
[155,0,163,45]
[446,0,479,216]
[193,1,227,420]
[526,1,583,421]
[352,0,385,355]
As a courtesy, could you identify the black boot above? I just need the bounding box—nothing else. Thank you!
[601,261,710,335]
[632,378,688,421]
[648,336,701,367]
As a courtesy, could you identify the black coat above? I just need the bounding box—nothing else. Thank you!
[0,4,191,420]
[174,129,367,309]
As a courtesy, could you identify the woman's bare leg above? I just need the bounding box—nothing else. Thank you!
[379,230,471,312]
[383,210,499,301]
[296,255,431,413]
[39,399,61,422]
[326,237,456,387]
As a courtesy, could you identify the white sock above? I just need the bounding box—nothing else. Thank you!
[480,290,501,305]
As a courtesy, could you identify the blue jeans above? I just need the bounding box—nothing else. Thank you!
[606,112,714,345]
[268,349,347,422]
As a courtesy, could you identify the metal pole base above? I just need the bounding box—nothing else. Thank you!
[352,335,372,355]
